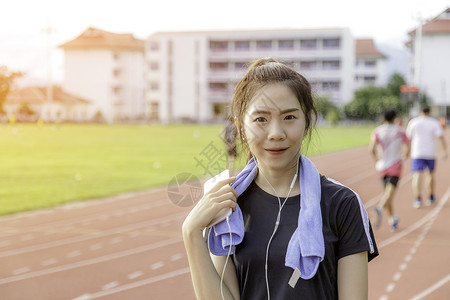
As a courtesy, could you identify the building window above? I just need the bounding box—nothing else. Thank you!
[149,42,159,51]
[300,61,316,70]
[322,81,340,91]
[210,41,228,51]
[234,62,247,70]
[150,82,159,91]
[209,62,228,70]
[112,85,121,94]
[364,76,376,84]
[256,40,272,50]
[150,102,159,120]
[235,41,250,50]
[323,38,340,49]
[364,60,376,67]
[279,40,294,50]
[213,103,227,117]
[323,60,340,70]
[209,82,227,91]
[149,62,159,71]
[300,39,317,49]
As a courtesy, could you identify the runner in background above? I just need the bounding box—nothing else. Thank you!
[406,106,448,208]
[369,109,410,231]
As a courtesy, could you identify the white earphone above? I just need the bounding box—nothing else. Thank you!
[255,154,300,300]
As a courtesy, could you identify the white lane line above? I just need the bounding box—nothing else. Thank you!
[409,273,450,300]
[365,172,413,208]
[109,237,123,244]
[0,240,11,248]
[71,267,190,299]
[345,168,377,186]
[0,199,167,238]
[12,267,30,275]
[90,243,103,251]
[378,187,449,298]
[127,231,139,238]
[0,212,186,258]
[72,294,92,300]
[0,237,182,285]
[41,258,58,266]
[20,234,34,241]
[102,281,119,290]
[170,253,183,261]
[67,250,82,258]
[127,271,143,280]
[378,187,450,249]
[386,283,395,292]
[150,262,164,270]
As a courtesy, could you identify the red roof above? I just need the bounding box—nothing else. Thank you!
[355,39,386,58]
[409,8,450,35]
[59,27,144,51]
[6,86,90,106]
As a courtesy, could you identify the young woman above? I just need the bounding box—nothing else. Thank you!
[182,58,378,299]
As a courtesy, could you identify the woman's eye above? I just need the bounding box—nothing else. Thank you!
[254,117,266,123]
[285,115,297,120]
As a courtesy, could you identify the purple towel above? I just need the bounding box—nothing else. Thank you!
[208,155,325,279]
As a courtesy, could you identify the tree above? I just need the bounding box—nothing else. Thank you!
[0,66,23,114]
[387,73,406,98]
[314,95,338,118]
[344,86,407,120]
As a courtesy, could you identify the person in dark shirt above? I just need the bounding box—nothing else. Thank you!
[182,58,378,299]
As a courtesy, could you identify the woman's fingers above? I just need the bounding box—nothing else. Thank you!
[207,176,236,194]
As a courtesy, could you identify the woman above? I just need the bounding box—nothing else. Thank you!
[182,58,378,299]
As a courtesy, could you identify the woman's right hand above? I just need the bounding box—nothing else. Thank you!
[182,177,237,234]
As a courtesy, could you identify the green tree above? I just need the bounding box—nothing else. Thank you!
[387,73,406,98]
[344,86,407,120]
[0,66,23,114]
[18,103,35,116]
[314,95,338,118]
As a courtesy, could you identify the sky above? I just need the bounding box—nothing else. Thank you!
[1,0,449,85]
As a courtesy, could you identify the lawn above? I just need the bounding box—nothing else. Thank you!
[0,123,375,215]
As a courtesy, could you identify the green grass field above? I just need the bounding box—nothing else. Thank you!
[0,123,375,215]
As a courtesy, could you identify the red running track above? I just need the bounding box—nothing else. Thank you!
[0,130,449,299]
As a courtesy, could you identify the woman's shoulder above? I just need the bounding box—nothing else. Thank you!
[319,175,360,207]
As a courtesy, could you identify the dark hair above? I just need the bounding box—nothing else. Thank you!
[383,109,397,123]
[422,106,431,114]
[231,58,317,158]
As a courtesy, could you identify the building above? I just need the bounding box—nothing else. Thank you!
[354,39,387,90]
[407,8,450,117]
[59,27,146,123]
[4,86,90,122]
[146,28,358,123]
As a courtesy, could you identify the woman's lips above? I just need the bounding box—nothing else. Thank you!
[265,148,288,155]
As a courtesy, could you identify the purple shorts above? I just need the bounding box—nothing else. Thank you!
[411,159,435,172]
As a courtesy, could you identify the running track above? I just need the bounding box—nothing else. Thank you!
[0,130,449,299]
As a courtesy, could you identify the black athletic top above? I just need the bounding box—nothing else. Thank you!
[231,175,378,299]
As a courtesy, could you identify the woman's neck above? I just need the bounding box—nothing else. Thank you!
[254,160,300,197]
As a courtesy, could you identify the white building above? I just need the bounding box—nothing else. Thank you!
[4,86,90,122]
[59,27,146,123]
[146,28,357,123]
[354,39,387,90]
[407,8,450,117]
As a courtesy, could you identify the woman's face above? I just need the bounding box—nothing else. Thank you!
[242,83,306,172]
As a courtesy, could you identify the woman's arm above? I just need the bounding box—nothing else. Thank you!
[337,251,368,300]
[182,177,240,300]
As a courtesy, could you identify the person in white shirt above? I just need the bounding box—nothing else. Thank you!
[369,109,410,231]
[406,107,448,208]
